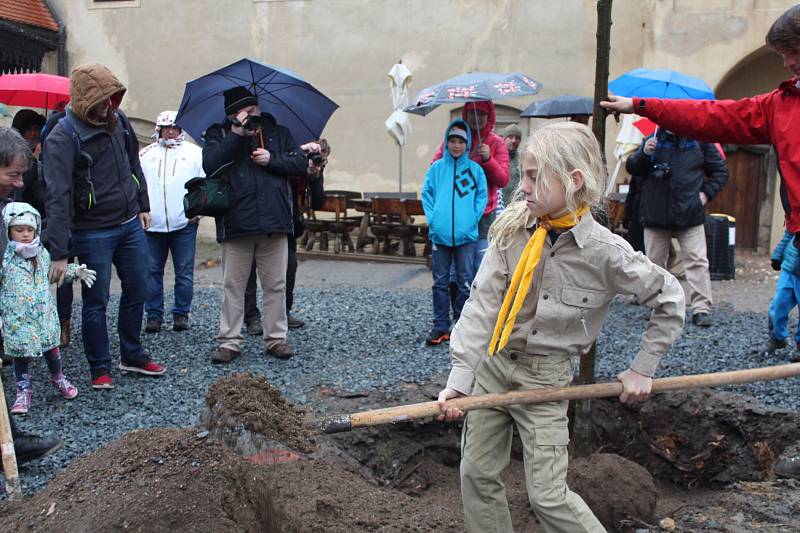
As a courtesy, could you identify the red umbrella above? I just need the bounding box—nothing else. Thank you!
[0,73,70,110]
[633,117,657,136]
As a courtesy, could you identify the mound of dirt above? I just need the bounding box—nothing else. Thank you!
[591,390,800,486]
[0,429,285,532]
[203,372,316,454]
[567,453,657,530]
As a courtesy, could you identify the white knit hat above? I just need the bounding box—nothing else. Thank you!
[8,211,37,229]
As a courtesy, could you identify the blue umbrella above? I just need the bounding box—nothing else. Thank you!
[404,72,542,116]
[520,94,593,118]
[609,68,714,100]
[175,58,338,146]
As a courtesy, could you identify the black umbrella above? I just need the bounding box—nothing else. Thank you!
[520,94,593,118]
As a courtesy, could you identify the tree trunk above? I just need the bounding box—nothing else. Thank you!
[592,0,614,152]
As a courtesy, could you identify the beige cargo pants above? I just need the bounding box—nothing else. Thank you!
[460,352,605,533]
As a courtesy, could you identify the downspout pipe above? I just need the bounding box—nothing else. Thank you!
[42,0,67,76]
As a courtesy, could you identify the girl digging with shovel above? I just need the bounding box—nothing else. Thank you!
[437,122,685,532]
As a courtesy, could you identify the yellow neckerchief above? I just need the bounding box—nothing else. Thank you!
[488,205,590,356]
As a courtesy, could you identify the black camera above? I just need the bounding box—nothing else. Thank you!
[651,162,671,180]
[231,114,262,131]
[307,152,324,165]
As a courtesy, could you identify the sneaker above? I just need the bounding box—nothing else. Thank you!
[765,337,788,354]
[119,359,166,376]
[287,315,305,329]
[692,312,712,328]
[173,314,190,332]
[267,342,294,360]
[50,375,78,400]
[425,329,450,346]
[91,369,114,389]
[246,320,263,336]
[14,432,62,464]
[144,317,163,333]
[11,389,31,414]
[211,347,240,364]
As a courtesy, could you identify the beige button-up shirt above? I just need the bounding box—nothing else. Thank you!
[447,212,685,395]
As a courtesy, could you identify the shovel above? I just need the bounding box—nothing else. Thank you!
[313,363,800,434]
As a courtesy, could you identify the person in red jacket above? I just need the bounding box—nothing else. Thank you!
[601,4,800,235]
[432,100,510,269]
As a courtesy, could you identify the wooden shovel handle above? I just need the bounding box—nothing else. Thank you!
[0,369,22,499]
[316,363,800,433]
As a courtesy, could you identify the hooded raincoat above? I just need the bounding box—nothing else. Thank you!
[42,63,149,261]
[422,119,488,247]
[0,203,80,358]
[140,135,204,233]
[432,101,510,215]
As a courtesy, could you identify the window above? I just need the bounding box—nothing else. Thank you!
[88,0,141,9]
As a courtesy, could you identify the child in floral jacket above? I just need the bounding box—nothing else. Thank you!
[1,202,96,414]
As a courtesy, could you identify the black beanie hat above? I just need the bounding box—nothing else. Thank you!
[223,86,258,115]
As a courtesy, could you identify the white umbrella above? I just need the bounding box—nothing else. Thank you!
[385,62,413,191]
[605,113,645,196]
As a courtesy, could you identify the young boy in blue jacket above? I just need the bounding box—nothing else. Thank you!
[422,120,488,345]
[766,229,800,360]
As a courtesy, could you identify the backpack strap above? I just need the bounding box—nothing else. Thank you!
[57,116,94,168]
[58,115,97,209]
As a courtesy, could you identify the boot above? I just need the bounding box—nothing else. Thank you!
[59,318,70,348]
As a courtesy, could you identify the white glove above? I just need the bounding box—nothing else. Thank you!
[75,264,97,288]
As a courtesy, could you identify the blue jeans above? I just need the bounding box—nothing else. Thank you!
[145,223,198,320]
[768,270,800,343]
[473,210,496,273]
[431,241,477,332]
[72,217,149,371]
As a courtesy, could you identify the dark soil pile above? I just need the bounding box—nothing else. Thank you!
[0,429,285,532]
[567,453,657,530]
[666,479,800,531]
[591,390,800,486]
[264,455,464,532]
[204,372,316,453]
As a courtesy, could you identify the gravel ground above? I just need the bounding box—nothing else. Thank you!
[3,257,798,495]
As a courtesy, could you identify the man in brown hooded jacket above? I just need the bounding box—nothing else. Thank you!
[43,63,166,389]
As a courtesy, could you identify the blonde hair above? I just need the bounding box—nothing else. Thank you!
[489,121,606,250]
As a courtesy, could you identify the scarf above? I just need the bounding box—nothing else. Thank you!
[488,205,590,356]
[11,237,41,259]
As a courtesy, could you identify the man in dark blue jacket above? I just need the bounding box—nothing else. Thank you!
[204,86,307,363]
[626,129,729,328]
[43,63,166,389]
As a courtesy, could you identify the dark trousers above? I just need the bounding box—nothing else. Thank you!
[57,265,74,320]
[431,241,477,331]
[245,234,297,323]
[145,223,198,320]
[71,217,149,371]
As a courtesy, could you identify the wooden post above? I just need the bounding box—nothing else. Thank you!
[572,0,614,456]
[592,0,614,152]
[570,342,597,457]
[0,372,22,499]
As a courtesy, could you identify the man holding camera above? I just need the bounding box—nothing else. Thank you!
[626,129,728,327]
[203,86,308,363]
[244,139,328,334]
